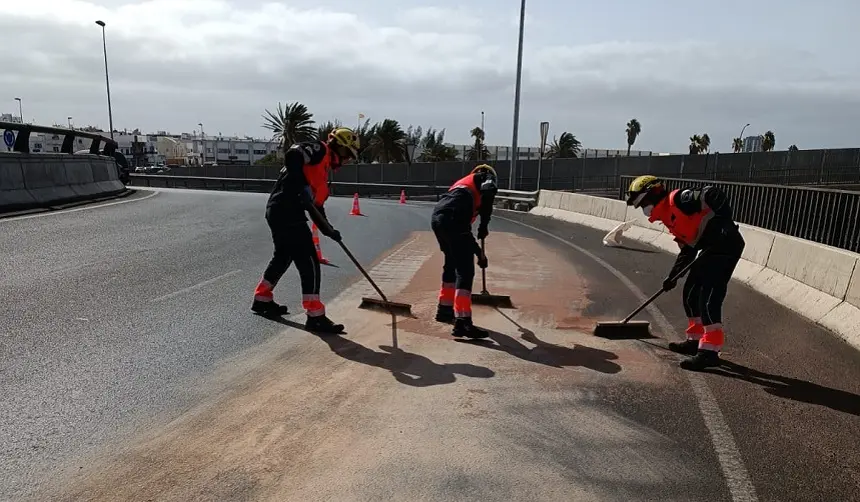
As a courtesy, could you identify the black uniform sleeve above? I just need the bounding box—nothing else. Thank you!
[668,244,698,280]
[675,186,732,218]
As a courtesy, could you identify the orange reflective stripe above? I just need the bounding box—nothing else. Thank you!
[254,280,274,301]
[302,294,325,317]
[699,324,724,351]
[453,288,472,317]
[685,318,704,340]
[439,283,455,306]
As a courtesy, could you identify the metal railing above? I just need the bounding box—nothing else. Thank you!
[128,174,540,208]
[1,121,118,155]
[619,176,860,253]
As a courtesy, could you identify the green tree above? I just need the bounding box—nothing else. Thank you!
[732,137,743,153]
[316,119,342,142]
[404,125,423,164]
[625,118,641,156]
[254,152,280,165]
[417,128,459,162]
[466,126,490,161]
[699,133,711,153]
[355,119,377,163]
[368,119,407,163]
[545,132,581,159]
[762,130,776,151]
[261,102,316,152]
[689,135,702,155]
[788,144,799,152]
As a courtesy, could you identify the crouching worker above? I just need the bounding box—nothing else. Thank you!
[251,128,361,334]
[431,164,498,339]
[625,175,745,370]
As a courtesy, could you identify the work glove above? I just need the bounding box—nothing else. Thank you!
[477,253,488,269]
[477,224,489,240]
[325,228,342,242]
[662,277,677,292]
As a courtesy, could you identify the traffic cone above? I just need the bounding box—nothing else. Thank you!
[350,193,363,216]
[311,223,329,264]
[399,190,406,204]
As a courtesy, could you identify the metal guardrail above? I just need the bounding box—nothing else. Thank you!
[0,120,118,155]
[128,174,540,208]
[619,175,860,254]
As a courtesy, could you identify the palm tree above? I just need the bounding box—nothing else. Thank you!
[316,119,342,142]
[699,133,711,153]
[261,102,316,152]
[368,119,407,163]
[625,119,641,156]
[732,137,743,153]
[762,130,776,152]
[404,125,423,164]
[545,132,581,159]
[689,135,702,155]
[355,119,377,163]
[417,128,459,162]
[467,126,490,161]
[788,144,799,152]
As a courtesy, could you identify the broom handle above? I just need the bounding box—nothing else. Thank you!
[622,250,706,323]
[306,203,390,303]
[481,238,488,293]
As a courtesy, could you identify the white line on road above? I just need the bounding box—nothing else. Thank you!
[151,270,243,303]
[497,215,759,502]
[0,190,160,223]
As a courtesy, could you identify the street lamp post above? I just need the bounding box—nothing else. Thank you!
[95,20,114,140]
[509,0,526,189]
[739,123,750,152]
[198,122,205,165]
[13,97,22,123]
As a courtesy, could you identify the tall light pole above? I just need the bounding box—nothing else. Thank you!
[739,123,750,152]
[95,20,114,140]
[509,0,527,189]
[13,97,23,123]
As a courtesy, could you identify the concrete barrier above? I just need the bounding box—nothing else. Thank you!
[532,189,860,352]
[0,153,126,213]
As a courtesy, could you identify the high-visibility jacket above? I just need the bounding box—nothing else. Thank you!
[267,140,332,223]
[449,173,481,223]
[649,189,714,247]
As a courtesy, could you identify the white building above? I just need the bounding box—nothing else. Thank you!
[1,113,22,124]
[184,134,279,166]
[437,144,655,161]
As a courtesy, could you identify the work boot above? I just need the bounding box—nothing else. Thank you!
[452,318,489,339]
[668,339,699,356]
[251,299,290,317]
[435,304,455,324]
[305,315,345,335]
[680,350,721,371]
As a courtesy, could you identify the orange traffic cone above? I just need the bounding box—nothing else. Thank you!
[350,193,363,216]
[399,190,406,204]
[311,223,329,264]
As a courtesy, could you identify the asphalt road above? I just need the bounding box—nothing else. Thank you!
[2,188,858,501]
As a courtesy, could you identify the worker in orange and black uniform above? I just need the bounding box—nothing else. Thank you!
[251,127,360,334]
[431,164,498,339]
[626,175,745,370]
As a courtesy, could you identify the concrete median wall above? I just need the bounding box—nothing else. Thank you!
[531,189,860,352]
[0,153,125,213]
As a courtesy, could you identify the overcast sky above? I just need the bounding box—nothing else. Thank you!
[3,0,859,153]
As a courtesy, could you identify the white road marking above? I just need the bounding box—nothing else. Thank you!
[151,270,243,303]
[0,190,160,223]
[497,215,759,502]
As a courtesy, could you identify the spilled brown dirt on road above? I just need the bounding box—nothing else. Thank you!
[36,231,692,502]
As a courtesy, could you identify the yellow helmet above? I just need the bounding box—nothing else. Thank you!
[471,164,497,178]
[626,175,666,207]
[327,127,360,159]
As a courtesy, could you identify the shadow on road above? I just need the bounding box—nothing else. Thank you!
[707,360,860,417]
[460,308,622,374]
[320,335,495,387]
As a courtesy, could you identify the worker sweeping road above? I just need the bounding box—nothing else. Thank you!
[431,164,499,339]
[251,127,361,335]
[625,175,745,370]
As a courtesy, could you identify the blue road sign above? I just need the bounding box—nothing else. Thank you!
[3,130,14,148]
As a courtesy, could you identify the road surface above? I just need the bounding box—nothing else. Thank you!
[1,188,858,502]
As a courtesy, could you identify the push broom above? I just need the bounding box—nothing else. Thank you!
[307,204,413,317]
[593,250,706,339]
[471,238,514,308]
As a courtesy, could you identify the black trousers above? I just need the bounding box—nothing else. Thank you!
[263,212,321,298]
[682,234,745,326]
[431,214,476,305]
